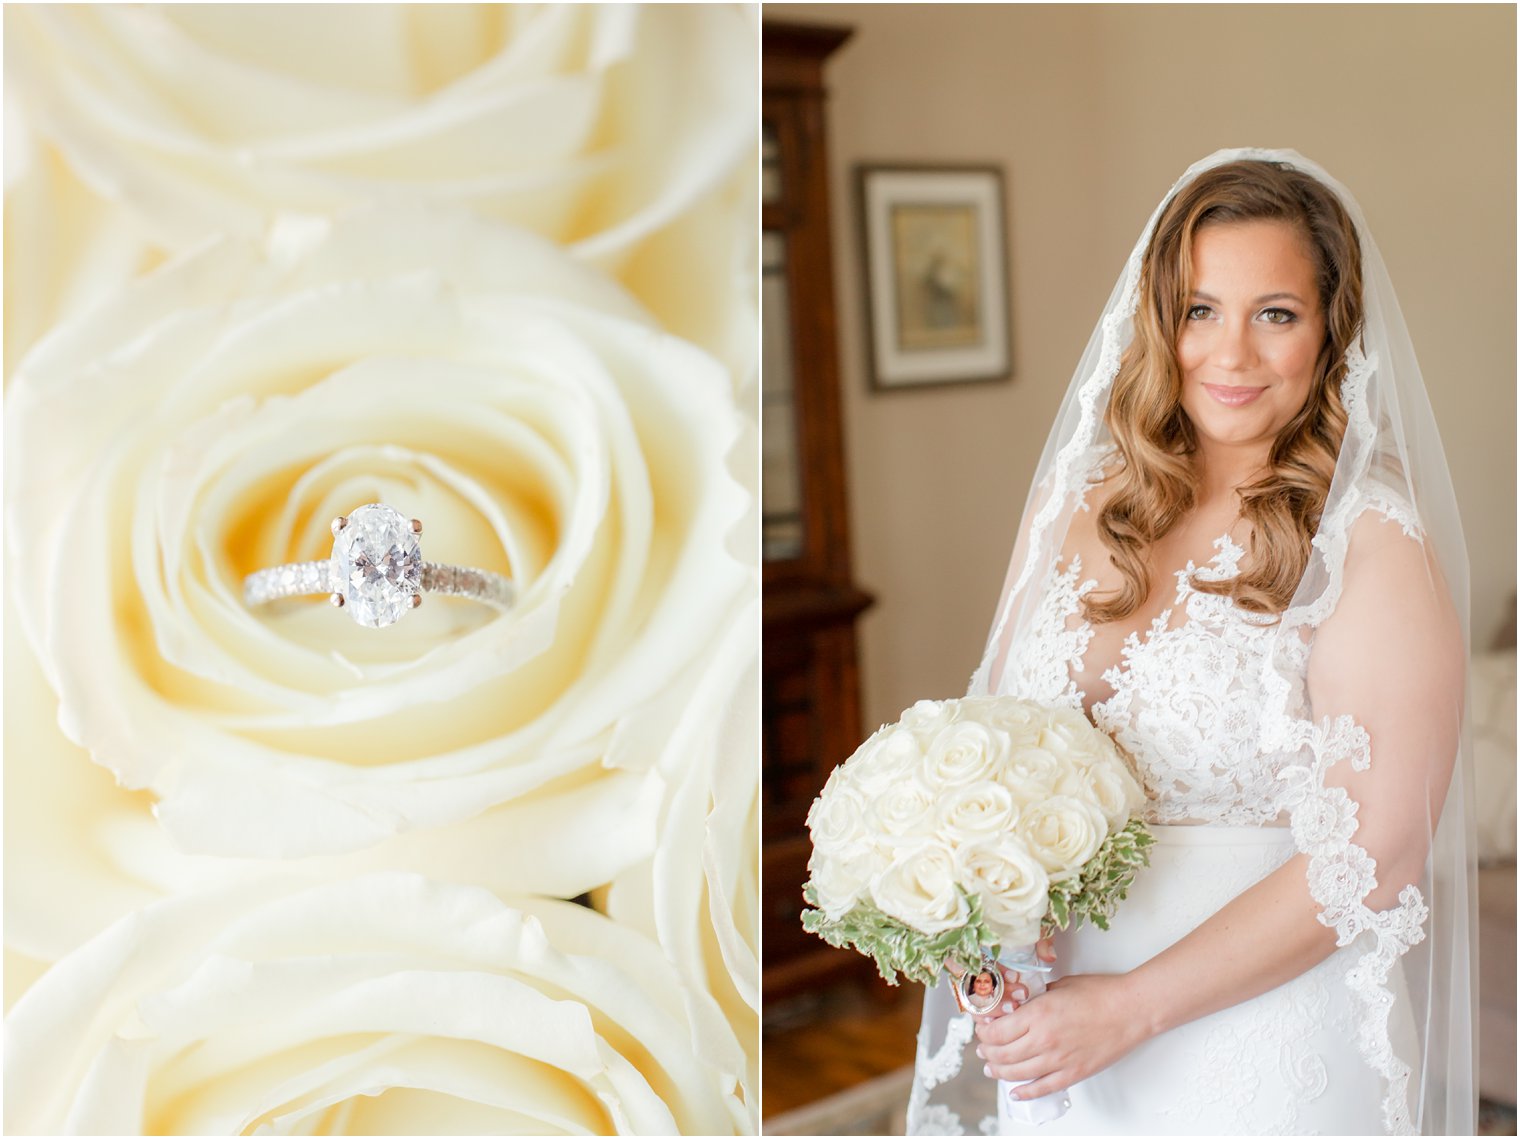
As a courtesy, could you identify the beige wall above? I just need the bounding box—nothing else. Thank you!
[781,3,1517,730]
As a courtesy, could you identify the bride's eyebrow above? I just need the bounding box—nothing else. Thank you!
[1190,289,1308,305]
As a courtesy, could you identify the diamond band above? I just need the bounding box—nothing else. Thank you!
[242,504,515,628]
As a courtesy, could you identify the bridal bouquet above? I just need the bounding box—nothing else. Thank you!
[801,696,1153,986]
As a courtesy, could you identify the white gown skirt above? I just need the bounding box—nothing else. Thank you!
[990,824,1412,1136]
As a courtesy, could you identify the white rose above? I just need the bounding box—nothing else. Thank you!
[1039,704,1104,753]
[997,745,1065,804]
[807,781,870,853]
[958,839,1050,947]
[1055,756,1146,830]
[4,873,743,1134]
[5,206,751,862]
[5,563,759,1132]
[921,721,1010,790]
[866,776,939,838]
[870,842,970,935]
[899,698,956,733]
[841,727,925,798]
[5,6,758,368]
[1017,796,1109,878]
[935,781,1018,848]
[602,598,758,1129]
[808,847,875,923]
[958,695,1041,735]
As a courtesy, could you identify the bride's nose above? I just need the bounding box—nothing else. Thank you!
[1211,318,1259,372]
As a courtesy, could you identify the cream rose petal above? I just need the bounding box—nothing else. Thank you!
[6,208,751,860]
[604,598,759,1131]
[5,873,740,1135]
[4,5,758,369]
[870,842,969,935]
[4,575,677,974]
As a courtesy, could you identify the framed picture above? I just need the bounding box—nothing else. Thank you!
[856,164,1012,390]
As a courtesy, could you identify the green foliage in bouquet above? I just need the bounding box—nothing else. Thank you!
[801,819,1155,988]
[800,883,994,988]
[1043,818,1155,934]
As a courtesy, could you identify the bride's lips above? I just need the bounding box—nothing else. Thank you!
[1203,383,1268,407]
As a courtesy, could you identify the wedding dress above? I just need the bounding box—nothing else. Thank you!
[907,150,1475,1136]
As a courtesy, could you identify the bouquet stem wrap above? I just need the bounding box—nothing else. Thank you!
[992,947,1068,1126]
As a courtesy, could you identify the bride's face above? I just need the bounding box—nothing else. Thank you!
[1175,219,1326,461]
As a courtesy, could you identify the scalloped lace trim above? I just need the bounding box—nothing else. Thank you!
[908,1012,975,1135]
[1277,717,1427,1135]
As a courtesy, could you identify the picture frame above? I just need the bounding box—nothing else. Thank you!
[856,163,1012,390]
[958,967,1006,1015]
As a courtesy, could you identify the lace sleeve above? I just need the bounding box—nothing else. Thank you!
[1288,510,1464,1133]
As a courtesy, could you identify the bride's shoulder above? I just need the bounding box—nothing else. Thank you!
[1339,473,1426,566]
[1332,476,1455,637]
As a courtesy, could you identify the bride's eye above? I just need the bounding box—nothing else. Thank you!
[1261,307,1297,325]
[1185,304,1212,321]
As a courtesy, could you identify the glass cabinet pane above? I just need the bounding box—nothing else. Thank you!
[762,121,782,206]
[762,229,804,562]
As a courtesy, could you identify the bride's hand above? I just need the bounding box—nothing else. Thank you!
[972,971,1145,1099]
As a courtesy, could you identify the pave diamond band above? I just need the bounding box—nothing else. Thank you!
[242,503,515,628]
[241,560,516,607]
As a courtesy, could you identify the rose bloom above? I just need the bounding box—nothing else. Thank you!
[4,4,758,374]
[934,781,1018,848]
[7,205,750,857]
[898,698,957,733]
[997,744,1065,805]
[807,779,870,854]
[920,720,1010,789]
[866,775,939,839]
[4,209,756,1131]
[840,726,925,797]
[1054,754,1146,830]
[5,873,744,1134]
[1016,795,1109,878]
[808,846,874,923]
[870,842,970,936]
[958,838,1049,947]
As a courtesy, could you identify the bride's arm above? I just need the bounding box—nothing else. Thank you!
[976,513,1464,1098]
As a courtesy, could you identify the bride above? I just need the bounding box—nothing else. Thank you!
[907,150,1474,1136]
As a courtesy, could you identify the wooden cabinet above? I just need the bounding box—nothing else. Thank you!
[761,20,875,1005]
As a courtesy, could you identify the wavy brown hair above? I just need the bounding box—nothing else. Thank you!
[1083,160,1363,623]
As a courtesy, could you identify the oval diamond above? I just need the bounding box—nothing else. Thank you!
[331,504,422,627]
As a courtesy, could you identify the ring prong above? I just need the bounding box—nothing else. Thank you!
[330,592,345,608]
[410,594,423,609]
[411,518,422,534]
[331,516,349,535]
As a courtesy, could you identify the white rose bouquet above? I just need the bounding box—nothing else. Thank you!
[801,696,1153,987]
[803,697,1153,1122]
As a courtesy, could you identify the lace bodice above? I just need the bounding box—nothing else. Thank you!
[1001,533,1310,826]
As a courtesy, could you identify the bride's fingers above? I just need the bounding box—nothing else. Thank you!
[1036,936,1057,963]
[983,1055,1051,1083]
[974,1009,1032,1048]
[995,966,1029,1002]
[944,959,967,979]
[1007,1071,1074,1101]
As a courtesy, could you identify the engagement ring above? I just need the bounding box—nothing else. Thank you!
[243,503,515,628]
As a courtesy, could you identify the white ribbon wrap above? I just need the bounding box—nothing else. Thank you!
[995,946,1069,1126]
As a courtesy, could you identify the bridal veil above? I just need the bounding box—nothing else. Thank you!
[909,148,1475,1136]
